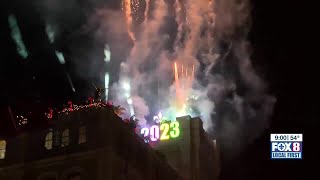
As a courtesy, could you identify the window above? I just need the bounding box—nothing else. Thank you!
[0,140,6,159]
[78,126,86,144]
[61,129,70,147]
[45,130,53,150]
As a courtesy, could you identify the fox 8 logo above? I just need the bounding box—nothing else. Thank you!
[272,142,301,152]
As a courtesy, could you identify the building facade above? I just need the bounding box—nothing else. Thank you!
[0,106,219,180]
[153,116,220,180]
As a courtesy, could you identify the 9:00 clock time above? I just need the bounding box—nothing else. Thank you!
[274,135,289,140]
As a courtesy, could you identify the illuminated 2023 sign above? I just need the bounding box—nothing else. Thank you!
[140,121,180,142]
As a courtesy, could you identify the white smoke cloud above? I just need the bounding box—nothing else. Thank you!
[193,89,215,131]
[214,0,251,38]
[115,0,169,123]
[39,0,275,157]
[210,0,275,156]
[125,0,168,81]
[131,95,149,125]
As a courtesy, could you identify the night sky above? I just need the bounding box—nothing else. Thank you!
[220,1,313,179]
[0,0,314,179]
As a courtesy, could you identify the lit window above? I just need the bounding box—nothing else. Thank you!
[78,126,86,144]
[61,129,70,147]
[0,140,6,159]
[45,130,53,150]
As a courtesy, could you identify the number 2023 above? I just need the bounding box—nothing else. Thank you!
[140,121,180,142]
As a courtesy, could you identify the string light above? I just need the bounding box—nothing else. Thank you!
[15,87,149,144]
[45,99,112,119]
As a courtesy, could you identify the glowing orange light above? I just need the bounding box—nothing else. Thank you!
[172,62,196,116]
[123,0,136,41]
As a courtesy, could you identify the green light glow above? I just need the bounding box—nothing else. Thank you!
[8,14,28,59]
[169,121,180,138]
[160,109,186,121]
[176,104,187,117]
[141,121,180,142]
[55,50,65,64]
[45,24,55,44]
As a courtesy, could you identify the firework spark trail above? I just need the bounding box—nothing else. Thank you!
[144,0,150,24]
[173,61,195,113]
[132,0,138,13]
[181,65,184,81]
[66,73,76,92]
[123,0,136,42]
[144,0,167,36]
[120,0,216,121]
[8,106,17,131]
[132,0,140,21]
[127,0,167,74]
[103,0,274,154]
[184,0,210,58]
[174,62,182,109]
[170,0,216,115]
[8,14,28,59]
[173,0,184,49]
[173,0,215,72]
[45,22,76,93]
[176,0,216,64]
[192,64,195,81]
[201,0,217,66]
[118,0,168,124]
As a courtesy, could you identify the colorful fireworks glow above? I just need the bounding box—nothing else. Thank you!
[117,0,213,123]
[122,0,136,42]
[173,62,195,117]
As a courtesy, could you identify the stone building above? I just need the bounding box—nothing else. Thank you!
[0,106,219,180]
[153,116,220,180]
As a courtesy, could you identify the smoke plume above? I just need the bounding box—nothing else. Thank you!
[95,0,275,156]
[38,0,276,157]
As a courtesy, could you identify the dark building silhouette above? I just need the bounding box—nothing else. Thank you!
[154,116,220,180]
[0,105,219,180]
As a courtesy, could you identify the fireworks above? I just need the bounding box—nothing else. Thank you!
[122,0,136,42]
[144,0,150,23]
[55,50,65,64]
[116,78,135,116]
[17,115,28,126]
[122,0,151,39]
[131,0,140,14]
[104,44,111,62]
[105,73,110,101]
[45,23,55,44]
[173,62,195,116]
[8,14,28,59]
[118,0,213,121]
[45,22,75,93]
